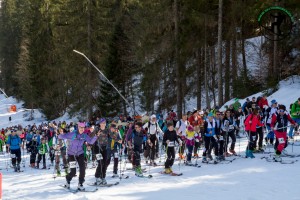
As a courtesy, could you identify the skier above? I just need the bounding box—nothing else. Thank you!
[185,125,200,165]
[222,110,237,156]
[288,97,300,139]
[163,121,181,174]
[6,129,22,172]
[265,99,278,145]
[28,131,39,168]
[127,121,149,177]
[214,111,225,160]
[36,138,49,169]
[175,114,188,159]
[271,105,298,161]
[93,118,109,185]
[143,115,163,166]
[244,108,264,158]
[234,107,244,138]
[202,113,219,163]
[52,128,68,176]
[106,123,122,178]
[254,107,265,152]
[188,110,203,157]
[59,122,98,191]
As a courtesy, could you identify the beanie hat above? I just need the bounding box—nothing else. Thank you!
[208,112,214,117]
[187,125,194,131]
[150,114,156,119]
[78,122,85,127]
[99,118,106,124]
[271,99,277,104]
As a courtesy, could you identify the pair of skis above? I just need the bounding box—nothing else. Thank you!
[60,182,119,193]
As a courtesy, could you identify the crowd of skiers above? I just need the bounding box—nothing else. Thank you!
[1,96,300,191]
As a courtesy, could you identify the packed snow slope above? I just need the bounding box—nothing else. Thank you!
[221,75,300,112]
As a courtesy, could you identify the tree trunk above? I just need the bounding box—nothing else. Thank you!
[217,0,223,106]
[174,0,182,118]
[196,48,202,110]
[211,47,216,107]
[86,0,92,120]
[224,40,230,102]
[205,45,210,109]
[231,35,237,97]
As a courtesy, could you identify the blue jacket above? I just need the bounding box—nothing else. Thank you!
[7,135,21,150]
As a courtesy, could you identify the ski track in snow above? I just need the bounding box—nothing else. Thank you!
[1,136,300,200]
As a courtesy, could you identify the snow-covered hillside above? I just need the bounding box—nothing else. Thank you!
[221,75,300,112]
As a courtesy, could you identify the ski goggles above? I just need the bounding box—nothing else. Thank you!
[279,109,285,113]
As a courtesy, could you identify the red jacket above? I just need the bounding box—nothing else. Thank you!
[258,98,269,109]
[244,114,264,132]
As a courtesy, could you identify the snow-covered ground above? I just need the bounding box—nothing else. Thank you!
[220,75,300,112]
[1,134,300,200]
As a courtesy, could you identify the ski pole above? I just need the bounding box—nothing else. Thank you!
[73,50,139,116]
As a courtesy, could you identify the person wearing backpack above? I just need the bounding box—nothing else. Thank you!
[59,122,98,191]
[175,114,188,159]
[271,105,298,162]
[52,128,68,176]
[265,99,278,145]
[6,129,22,172]
[244,108,264,158]
[36,138,49,169]
[143,115,163,166]
[127,121,149,177]
[258,95,269,110]
[288,97,300,139]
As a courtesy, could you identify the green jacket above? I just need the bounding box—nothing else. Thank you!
[38,143,48,155]
[291,101,300,119]
[232,101,241,111]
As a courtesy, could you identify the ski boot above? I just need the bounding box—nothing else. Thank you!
[164,168,172,174]
[101,178,107,185]
[150,160,157,167]
[13,165,17,172]
[78,183,85,191]
[35,163,39,169]
[273,154,282,162]
[42,164,46,169]
[202,156,207,163]
[135,166,143,177]
[112,173,119,178]
[16,164,20,172]
[245,150,255,158]
[95,177,102,185]
[57,170,61,176]
[64,180,70,189]
[229,149,237,156]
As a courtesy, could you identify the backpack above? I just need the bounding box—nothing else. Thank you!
[147,122,158,134]
[256,96,262,105]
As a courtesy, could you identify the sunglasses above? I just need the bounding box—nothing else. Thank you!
[279,109,285,113]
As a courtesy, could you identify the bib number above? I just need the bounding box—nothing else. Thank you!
[252,136,256,140]
[11,154,16,158]
[96,153,103,160]
[69,161,76,169]
[195,139,200,143]
[39,150,43,154]
[219,136,224,141]
[114,152,119,158]
[168,141,175,147]
[278,138,285,144]
[229,125,234,130]
[55,151,61,156]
